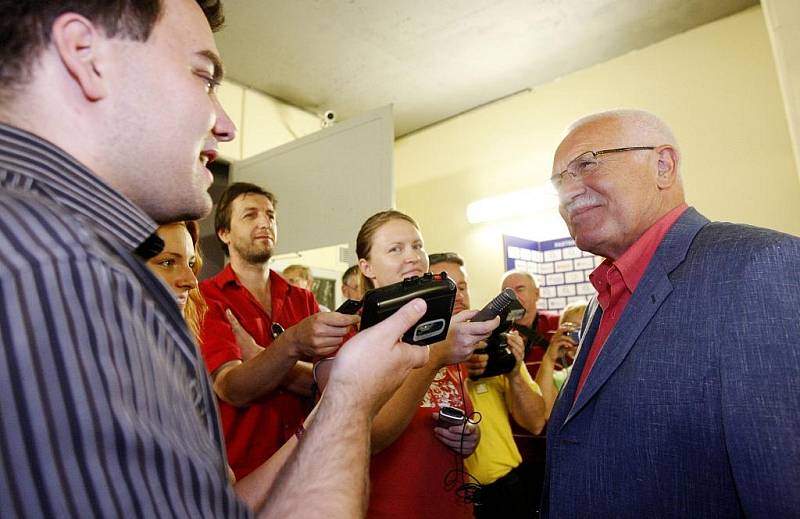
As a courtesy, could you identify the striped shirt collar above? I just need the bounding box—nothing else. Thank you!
[0,123,159,253]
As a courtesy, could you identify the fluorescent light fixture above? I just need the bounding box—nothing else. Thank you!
[466,183,558,224]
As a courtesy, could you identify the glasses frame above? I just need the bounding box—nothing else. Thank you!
[551,146,656,187]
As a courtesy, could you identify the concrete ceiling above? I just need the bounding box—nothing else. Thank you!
[215,0,758,137]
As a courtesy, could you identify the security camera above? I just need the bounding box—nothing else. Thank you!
[323,110,336,122]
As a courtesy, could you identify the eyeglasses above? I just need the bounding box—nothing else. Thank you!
[550,146,656,188]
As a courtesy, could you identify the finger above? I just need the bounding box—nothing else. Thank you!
[317,312,362,326]
[225,309,241,329]
[451,309,478,324]
[506,333,524,348]
[365,298,427,341]
[433,429,458,442]
[465,316,501,335]
[309,324,358,338]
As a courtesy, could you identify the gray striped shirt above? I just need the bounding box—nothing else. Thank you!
[0,124,250,518]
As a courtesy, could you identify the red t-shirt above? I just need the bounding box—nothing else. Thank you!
[367,365,474,519]
[199,266,319,480]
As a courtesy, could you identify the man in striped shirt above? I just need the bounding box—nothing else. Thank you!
[0,1,429,517]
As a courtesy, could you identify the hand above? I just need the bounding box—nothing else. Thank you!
[225,309,264,362]
[433,417,480,456]
[431,310,499,368]
[544,324,579,365]
[282,311,361,359]
[464,346,489,378]
[500,330,528,379]
[326,299,430,416]
[506,331,525,365]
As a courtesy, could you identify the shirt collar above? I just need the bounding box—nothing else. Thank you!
[215,263,292,298]
[0,123,158,253]
[590,203,688,297]
[613,203,688,292]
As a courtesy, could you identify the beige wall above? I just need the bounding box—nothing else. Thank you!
[396,5,800,306]
[216,79,321,162]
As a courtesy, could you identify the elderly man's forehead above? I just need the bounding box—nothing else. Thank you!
[505,273,533,286]
[556,111,676,160]
[553,116,636,171]
[559,117,623,150]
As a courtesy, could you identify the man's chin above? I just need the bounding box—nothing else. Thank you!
[144,193,212,225]
[241,249,272,265]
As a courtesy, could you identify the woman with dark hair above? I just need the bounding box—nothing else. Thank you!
[354,210,498,519]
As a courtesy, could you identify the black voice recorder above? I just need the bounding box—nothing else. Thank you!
[359,272,457,345]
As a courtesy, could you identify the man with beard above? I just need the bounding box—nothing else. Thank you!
[200,182,360,481]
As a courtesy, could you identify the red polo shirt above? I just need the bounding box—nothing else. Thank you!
[199,265,319,480]
[574,204,687,399]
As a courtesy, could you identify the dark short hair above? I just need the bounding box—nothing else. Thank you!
[214,182,277,256]
[0,1,224,103]
[428,252,464,267]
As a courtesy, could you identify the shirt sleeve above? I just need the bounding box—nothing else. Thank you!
[503,362,541,410]
[199,297,244,374]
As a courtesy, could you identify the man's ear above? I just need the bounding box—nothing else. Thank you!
[655,145,679,189]
[217,227,230,247]
[50,13,108,101]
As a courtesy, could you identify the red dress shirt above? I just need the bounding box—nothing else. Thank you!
[574,204,688,399]
[199,266,319,479]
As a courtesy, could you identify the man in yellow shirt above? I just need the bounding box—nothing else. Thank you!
[429,253,547,518]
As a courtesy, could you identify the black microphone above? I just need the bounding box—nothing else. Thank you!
[472,288,516,322]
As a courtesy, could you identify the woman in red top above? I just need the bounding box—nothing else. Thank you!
[355,210,498,519]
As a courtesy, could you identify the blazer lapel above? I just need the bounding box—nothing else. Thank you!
[562,208,710,425]
[550,297,601,430]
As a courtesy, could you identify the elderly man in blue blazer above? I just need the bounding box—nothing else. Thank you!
[541,109,800,517]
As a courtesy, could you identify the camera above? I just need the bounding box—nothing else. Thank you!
[471,299,525,379]
[359,272,457,345]
[565,329,581,343]
[323,110,336,122]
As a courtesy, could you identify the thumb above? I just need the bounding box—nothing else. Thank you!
[451,309,478,324]
[369,298,427,342]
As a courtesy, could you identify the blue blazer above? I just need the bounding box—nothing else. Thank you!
[542,208,800,518]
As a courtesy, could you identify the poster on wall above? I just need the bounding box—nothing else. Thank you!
[503,235,601,311]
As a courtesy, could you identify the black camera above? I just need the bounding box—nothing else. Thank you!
[472,299,525,379]
[359,272,457,345]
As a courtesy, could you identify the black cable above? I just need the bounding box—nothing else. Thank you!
[441,364,485,505]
